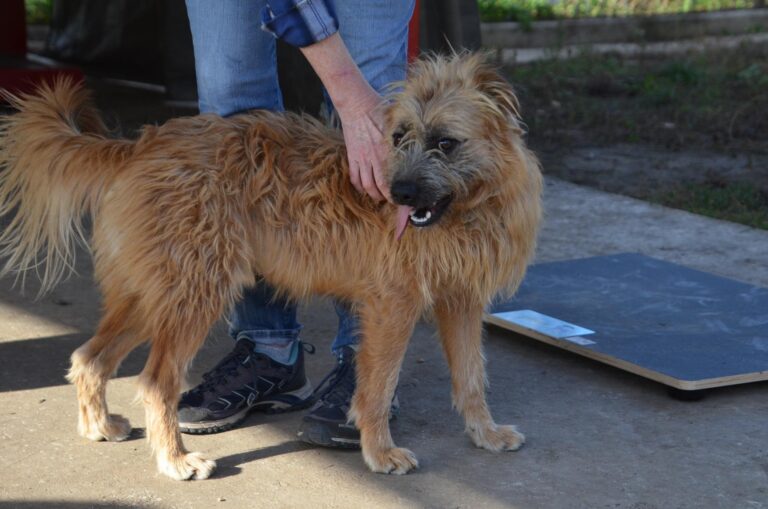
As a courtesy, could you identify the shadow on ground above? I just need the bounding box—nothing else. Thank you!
[0,333,148,393]
[0,503,146,509]
[214,440,317,478]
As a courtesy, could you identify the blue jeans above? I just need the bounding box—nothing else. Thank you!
[185,0,414,355]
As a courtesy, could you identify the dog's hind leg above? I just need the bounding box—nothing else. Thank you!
[350,297,420,475]
[434,300,525,453]
[68,295,145,442]
[138,308,219,481]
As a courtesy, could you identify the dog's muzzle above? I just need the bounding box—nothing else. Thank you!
[390,180,453,240]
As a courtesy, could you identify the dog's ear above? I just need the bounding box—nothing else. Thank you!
[468,55,523,132]
[479,73,521,121]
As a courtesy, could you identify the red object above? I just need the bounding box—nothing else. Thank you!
[0,0,27,56]
[0,0,83,101]
[0,66,85,98]
[407,0,420,62]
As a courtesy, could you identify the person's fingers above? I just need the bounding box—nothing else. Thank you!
[349,159,363,194]
[370,136,391,201]
[341,105,389,201]
[372,158,391,202]
[367,143,388,201]
[360,160,384,201]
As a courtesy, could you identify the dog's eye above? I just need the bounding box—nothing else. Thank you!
[392,132,404,147]
[437,138,458,153]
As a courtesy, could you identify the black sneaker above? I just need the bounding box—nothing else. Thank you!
[178,339,314,434]
[297,346,399,449]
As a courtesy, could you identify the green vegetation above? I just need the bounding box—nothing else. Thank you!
[505,46,768,149]
[504,45,768,230]
[479,0,557,25]
[25,0,52,25]
[479,0,759,23]
[655,182,768,229]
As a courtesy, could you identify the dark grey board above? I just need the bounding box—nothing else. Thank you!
[485,253,768,390]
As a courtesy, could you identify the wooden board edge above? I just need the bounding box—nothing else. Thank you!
[483,313,768,391]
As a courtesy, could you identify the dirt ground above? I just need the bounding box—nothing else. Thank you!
[503,40,768,228]
[535,142,768,198]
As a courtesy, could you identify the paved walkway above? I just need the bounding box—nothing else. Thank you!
[1,174,767,508]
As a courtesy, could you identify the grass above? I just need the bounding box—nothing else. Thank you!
[25,0,52,25]
[655,182,768,229]
[504,45,768,149]
[478,0,760,23]
[504,45,768,230]
[479,0,558,25]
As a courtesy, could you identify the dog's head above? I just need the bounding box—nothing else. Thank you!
[385,53,526,239]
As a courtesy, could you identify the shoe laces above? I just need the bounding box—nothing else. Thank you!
[188,340,310,397]
[312,350,356,407]
[192,340,256,395]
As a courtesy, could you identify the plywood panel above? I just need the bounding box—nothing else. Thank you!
[486,253,768,390]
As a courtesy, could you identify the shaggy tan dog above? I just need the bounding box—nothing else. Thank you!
[0,54,541,480]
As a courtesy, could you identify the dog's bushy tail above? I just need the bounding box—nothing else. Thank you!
[0,78,132,293]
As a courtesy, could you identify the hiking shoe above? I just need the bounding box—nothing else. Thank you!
[297,346,399,449]
[178,339,314,434]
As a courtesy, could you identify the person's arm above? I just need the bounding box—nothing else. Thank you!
[261,1,390,201]
[300,33,389,201]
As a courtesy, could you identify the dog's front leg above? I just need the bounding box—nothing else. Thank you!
[350,298,420,475]
[434,300,525,453]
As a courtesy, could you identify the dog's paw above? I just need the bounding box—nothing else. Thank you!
[469,424,525,452]
[364,447,419,475]
[157,451,216,481]
[79,413,132,442]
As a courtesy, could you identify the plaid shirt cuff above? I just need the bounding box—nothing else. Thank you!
[261,0,339,48]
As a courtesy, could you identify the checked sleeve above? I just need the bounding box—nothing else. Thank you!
[261,0,339,48]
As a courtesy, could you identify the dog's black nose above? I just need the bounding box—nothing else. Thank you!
[390,180,422,206]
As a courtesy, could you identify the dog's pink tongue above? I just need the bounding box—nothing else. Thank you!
[395,205,413,240]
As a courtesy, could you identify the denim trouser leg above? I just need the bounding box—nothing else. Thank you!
[185,0,414,357]
[331,0,414,95]
[185,0,283,115]
[228,284,302,363]
[186,0,299,361]
[324,0,414,352]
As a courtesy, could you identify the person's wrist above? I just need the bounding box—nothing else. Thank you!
[332,81,380,121]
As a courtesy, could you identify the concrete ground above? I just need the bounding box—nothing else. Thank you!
[1,87,768,508]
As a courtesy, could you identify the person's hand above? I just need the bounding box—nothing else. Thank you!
[337,91,390,202]
[298,32,391,201]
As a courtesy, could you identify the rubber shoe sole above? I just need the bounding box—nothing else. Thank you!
[179,379,314,435]
[297,420,362,449]
[297,396,399,449]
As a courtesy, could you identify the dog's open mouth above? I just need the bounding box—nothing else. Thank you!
[395,195,453,240]
[409,195,453,227]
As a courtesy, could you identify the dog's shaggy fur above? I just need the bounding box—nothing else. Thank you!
[0,54,541,480]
